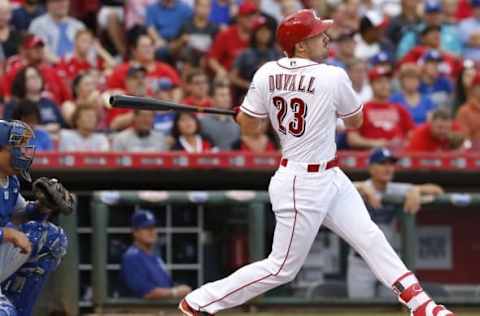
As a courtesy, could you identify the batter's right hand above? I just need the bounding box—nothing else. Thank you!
[2,228,32,254]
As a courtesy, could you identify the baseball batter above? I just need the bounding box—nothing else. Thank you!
[179,10,455,316]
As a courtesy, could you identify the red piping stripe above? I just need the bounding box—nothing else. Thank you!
[240,106,268,118]
[199,176,299,310]
[337,103,363,118]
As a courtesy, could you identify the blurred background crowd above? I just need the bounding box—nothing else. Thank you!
[0,0,479,154]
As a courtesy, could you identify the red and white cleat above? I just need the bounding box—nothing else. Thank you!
[178,298,214,316]
[412,300,455,316]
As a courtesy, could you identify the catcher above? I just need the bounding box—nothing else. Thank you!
[0,120,75,316]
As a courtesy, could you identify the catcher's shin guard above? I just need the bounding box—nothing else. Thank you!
[2,221,67,316]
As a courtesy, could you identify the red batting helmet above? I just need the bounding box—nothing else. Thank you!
[276,9,334,58]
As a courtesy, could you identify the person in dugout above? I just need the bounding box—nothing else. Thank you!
[121,209,192,299]
[349,148,444,298]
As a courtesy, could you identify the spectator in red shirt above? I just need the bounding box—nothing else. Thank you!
[57,29,116,84]
[107,31,182,101]
[347,66,415,150]
[207,1,257,78]
[108,65,149,131]
[3,34,71,104]
[406,108,465,152]
[182,70,213,108]
[171,112,213,152]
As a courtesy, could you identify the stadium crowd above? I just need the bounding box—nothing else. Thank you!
[0,0,479,154]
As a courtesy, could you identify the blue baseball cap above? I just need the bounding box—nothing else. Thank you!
[369,148,399,165]
[131,210,156,229]
[422,49,443,63]
[370,51,393,66]
[424,0,442,13]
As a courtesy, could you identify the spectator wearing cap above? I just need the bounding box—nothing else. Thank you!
[108,65,149,131]
[11,99,53,152]
[230,16,282,101]
[145,0,193,50]
[2,34,71,104]
[346,58,373,104]
[406,108,465,151]
[171,112,213,152]
[29,0,85,61]
[56,29,116,85]
[208,1,257,78]
[355,11,394,61]
[418,50,454,108]
[350,147,443,298]
[396,0,462,59]
[369,51,394,71]
[112,110,169,152]
[328,32,356,69]
[398,26,463,79]
[107,31,182,101]
[182,70,213,108]
[458,0,480,62]
[152,77,177,137]
[59,105,110,152]
[456,73,480,148]
[10,0,45,32]
[200,84,240,150]
[171,0,219,68]
[347,67,415,150]
[121,210,192,299]
[390,63,437,124]
[0,0,22,61]
[4,65,65,133]
[386,0,421,50]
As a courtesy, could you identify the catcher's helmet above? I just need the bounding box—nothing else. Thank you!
[0,120,35,181]
[276,9,334,58]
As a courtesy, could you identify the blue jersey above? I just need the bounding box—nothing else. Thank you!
[0,176,23,227]
[121,245,173,298]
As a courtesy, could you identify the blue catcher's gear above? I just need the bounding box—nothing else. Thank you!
[0,121,35,182]
[2,221,68,316]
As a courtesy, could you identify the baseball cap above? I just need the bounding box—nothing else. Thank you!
[360,11,386,33]
[131,209,156,229]
[238,1,257,16]
[153,77,174,92]
[421,49,443,63]
[424,0,442,13]
[127,65,147,78]
[22,34,44,50]
[369,148,398,165]
[370,51,393,66]
[368,66,392,81]
[252,16,267,31]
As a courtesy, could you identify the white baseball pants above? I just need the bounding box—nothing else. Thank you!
[186,165,409,314]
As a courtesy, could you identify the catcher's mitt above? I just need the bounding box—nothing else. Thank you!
[33,177,76,215]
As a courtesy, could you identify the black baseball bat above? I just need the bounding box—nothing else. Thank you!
[109,95,236,116]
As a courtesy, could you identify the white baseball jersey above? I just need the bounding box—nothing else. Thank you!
[240,57,363,163]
